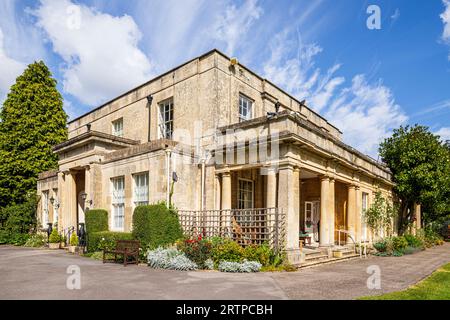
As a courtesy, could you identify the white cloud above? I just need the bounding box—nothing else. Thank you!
[441,0,450,58]
[325,75,407,157]
[263,28,407,157]
[33,0,152,106]
[435,127,450,141]
[0,28,26,103]
[211,0,263,55]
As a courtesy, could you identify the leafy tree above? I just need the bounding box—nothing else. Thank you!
[0,61,67,207]
[379,125,450,234]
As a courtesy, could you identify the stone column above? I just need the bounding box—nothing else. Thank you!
[62,171,77,230]
[320,176,330,246]
[57,172,64,231]
[221,171,232,234]
[266,168,277,208]
[355,186,362,242]
[347,185,357,244]
[278,165,301,264]
[214,174,221,210]
[328,178,335,246]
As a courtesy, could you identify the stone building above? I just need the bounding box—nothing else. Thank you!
[37,49,408,262]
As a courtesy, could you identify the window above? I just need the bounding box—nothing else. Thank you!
[111,177,125,231]
[238,179,254,209]
[112,118,123,137]
[239,95,253,122]
[133,173,149,206]
[42,190,49,226]
[159,98,173,139]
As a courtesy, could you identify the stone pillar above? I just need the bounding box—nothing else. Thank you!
[62,171,77,230]
[278,165,301,264]
[266,168,277,208]
[328,178,335,246]
[221,172,232,210]
[221,171,232,234]
[347,185,357,244]
[214,174,221,210]
[57,172,64,231]
[355,186,362,242]
[320,176,330,246]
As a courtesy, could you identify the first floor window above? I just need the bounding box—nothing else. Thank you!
[239,94,253,122]
[112,177,125,230]
[112,118,124,137]
[159,98,173,139]
[133,173,149,206]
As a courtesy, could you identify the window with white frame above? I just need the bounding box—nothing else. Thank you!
[111,177,125,231]
[238,179,254,209]
[133,173,149,206]
[239,95,253,122]
[159,98,173,139]
[42,190,49,226]
[112,118,124,137]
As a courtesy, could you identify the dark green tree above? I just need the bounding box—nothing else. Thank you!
[0,61,67,207]
[379,125,450,234]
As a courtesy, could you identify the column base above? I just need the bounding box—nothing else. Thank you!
[285,248,305,264]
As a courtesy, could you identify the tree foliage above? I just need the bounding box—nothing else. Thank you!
[0,61,67,207]
[379,125,450,233]
[363,191,396,238]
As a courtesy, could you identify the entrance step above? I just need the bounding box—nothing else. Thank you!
[298,254,361,269]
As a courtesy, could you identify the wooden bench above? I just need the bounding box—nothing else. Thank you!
[103,240,140,266]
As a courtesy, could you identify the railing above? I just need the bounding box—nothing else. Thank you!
[62,226,75,247]
[336,229,369,258]
[177,208,286,252]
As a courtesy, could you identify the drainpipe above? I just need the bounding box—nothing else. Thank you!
[200,150,212,211]
[146,95,153,142]
[165,149,172,208]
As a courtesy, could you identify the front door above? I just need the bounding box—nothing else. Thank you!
[305,201,320,243]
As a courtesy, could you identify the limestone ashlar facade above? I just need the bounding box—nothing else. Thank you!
[36,49,400,258]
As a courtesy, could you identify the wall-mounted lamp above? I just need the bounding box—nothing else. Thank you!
[81,192,93,206]
[50,196,60,209]
[172,171,178,182]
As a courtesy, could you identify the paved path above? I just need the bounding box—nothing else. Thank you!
[0,243,448,300]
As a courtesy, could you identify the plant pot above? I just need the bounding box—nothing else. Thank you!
[49,242,60,250]
[333,250,343,258]
[68,246,78,253]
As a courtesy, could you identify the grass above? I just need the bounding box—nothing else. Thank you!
[360,263,450,300]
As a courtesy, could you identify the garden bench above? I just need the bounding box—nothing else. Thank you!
[103,240,140,266]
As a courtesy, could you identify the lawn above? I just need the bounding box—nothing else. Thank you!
[360,263,450,300]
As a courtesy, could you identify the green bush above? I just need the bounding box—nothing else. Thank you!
[85,209,108,234]
[392,236,408,251]
[243,243,281,267]
[212,239,245,264]
[24,233,47,247]
[0,230,10,244]
[403,234,424,248]
[88,231,134,252]
[1,196,37,233]
[48,229,61,243]
[70,233,79,246]
[373,240,388,253]
[132,203,183,249]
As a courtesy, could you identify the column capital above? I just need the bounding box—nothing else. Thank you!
[221,171,231,177]
[348,184,357,190]
[320,174,330,182]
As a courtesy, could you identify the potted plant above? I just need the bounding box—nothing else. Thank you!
[48,229,61,249]
[69,233,79,253]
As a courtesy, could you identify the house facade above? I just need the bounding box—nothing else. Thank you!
[37,49,415,262]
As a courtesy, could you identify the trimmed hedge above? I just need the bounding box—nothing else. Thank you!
[132,203,183,249]
[85,209,109,252]
[88,231,134,252]
[85,209,108,234]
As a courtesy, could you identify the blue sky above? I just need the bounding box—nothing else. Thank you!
[0,0,449,157]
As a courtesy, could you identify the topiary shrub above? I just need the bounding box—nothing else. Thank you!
[132,203,183,250]
[70,233,79,246]
[85,209,108,252]
[88,231,134,252]
[48,228,61,243]
[147,247,197,271]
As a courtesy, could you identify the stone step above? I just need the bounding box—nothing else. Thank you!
[298,254,361,269]
[304,253,329,263]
